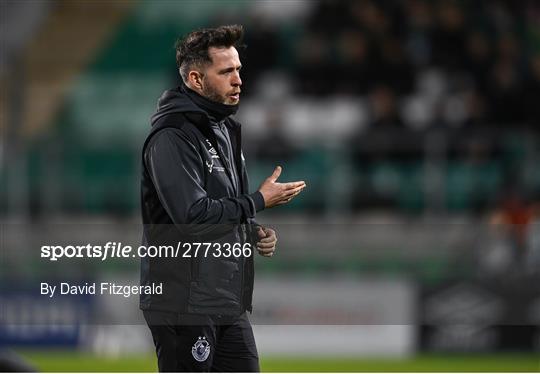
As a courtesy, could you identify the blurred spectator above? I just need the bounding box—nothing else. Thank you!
[497,33,521,63]
[293,33,334,96]
[240,14,280,94]
[374,37,415,94]
[463,89,488,128]
[464,31,493,93]
[525,197,540,273]
[349,85,420,166]
[403,0,435,67]
[522,54,540,127]
[490,189,535,263]
[431,1,467,71]
[335,30,374,95]
[369,85,403,130]
[487,59,524,126]
[349,0,391,37]
[306,0,352,34]
[254,106,298,163]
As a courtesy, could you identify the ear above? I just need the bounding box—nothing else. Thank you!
[188,70,204,90]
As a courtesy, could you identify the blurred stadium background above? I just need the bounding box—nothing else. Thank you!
[1,0,539,371]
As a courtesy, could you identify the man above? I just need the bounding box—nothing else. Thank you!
[140,25,305,372]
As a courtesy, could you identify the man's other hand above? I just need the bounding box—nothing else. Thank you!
[258,166,306,208]
[256,226,277,257]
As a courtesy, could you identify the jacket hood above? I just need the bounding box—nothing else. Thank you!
[150,87,207,127]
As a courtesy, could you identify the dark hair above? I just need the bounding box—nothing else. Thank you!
[175,24,244,82]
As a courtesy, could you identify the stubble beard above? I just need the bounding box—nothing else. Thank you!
[202,79,234,106]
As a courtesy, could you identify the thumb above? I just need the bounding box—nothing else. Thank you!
[268,166,282,183]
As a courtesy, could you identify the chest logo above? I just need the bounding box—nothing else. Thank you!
[206,159,225,174]
[206,160,214,173]
[205,139,218,156]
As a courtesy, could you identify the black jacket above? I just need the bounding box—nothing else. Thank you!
[139,86,265,315]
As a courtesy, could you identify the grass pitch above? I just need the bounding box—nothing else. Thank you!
[15,350,540,372]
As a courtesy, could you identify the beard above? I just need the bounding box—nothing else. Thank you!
[201,79,234,105]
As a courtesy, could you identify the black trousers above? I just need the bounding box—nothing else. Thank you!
[143,310,259,372]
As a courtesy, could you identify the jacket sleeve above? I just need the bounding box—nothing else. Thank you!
[144,129,265,228]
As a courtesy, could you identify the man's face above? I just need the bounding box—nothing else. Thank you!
[200,46,242,105]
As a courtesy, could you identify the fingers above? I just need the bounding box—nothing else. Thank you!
[257,228,276,257]
[283,181,306,190]
[268,166,282,183]
[257,245,275,256]
[259,167,306,208]
[277,196,295,205]
[283,185,304,197]
[267,166,305,188]
[257,241,275,249]
[258,235,275,244]
[257,227,276,242]
[276,186,303,205]
[278,184,305,203]
[277,198,292,205]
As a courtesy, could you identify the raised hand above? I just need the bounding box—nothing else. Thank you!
[258,166,306,208]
